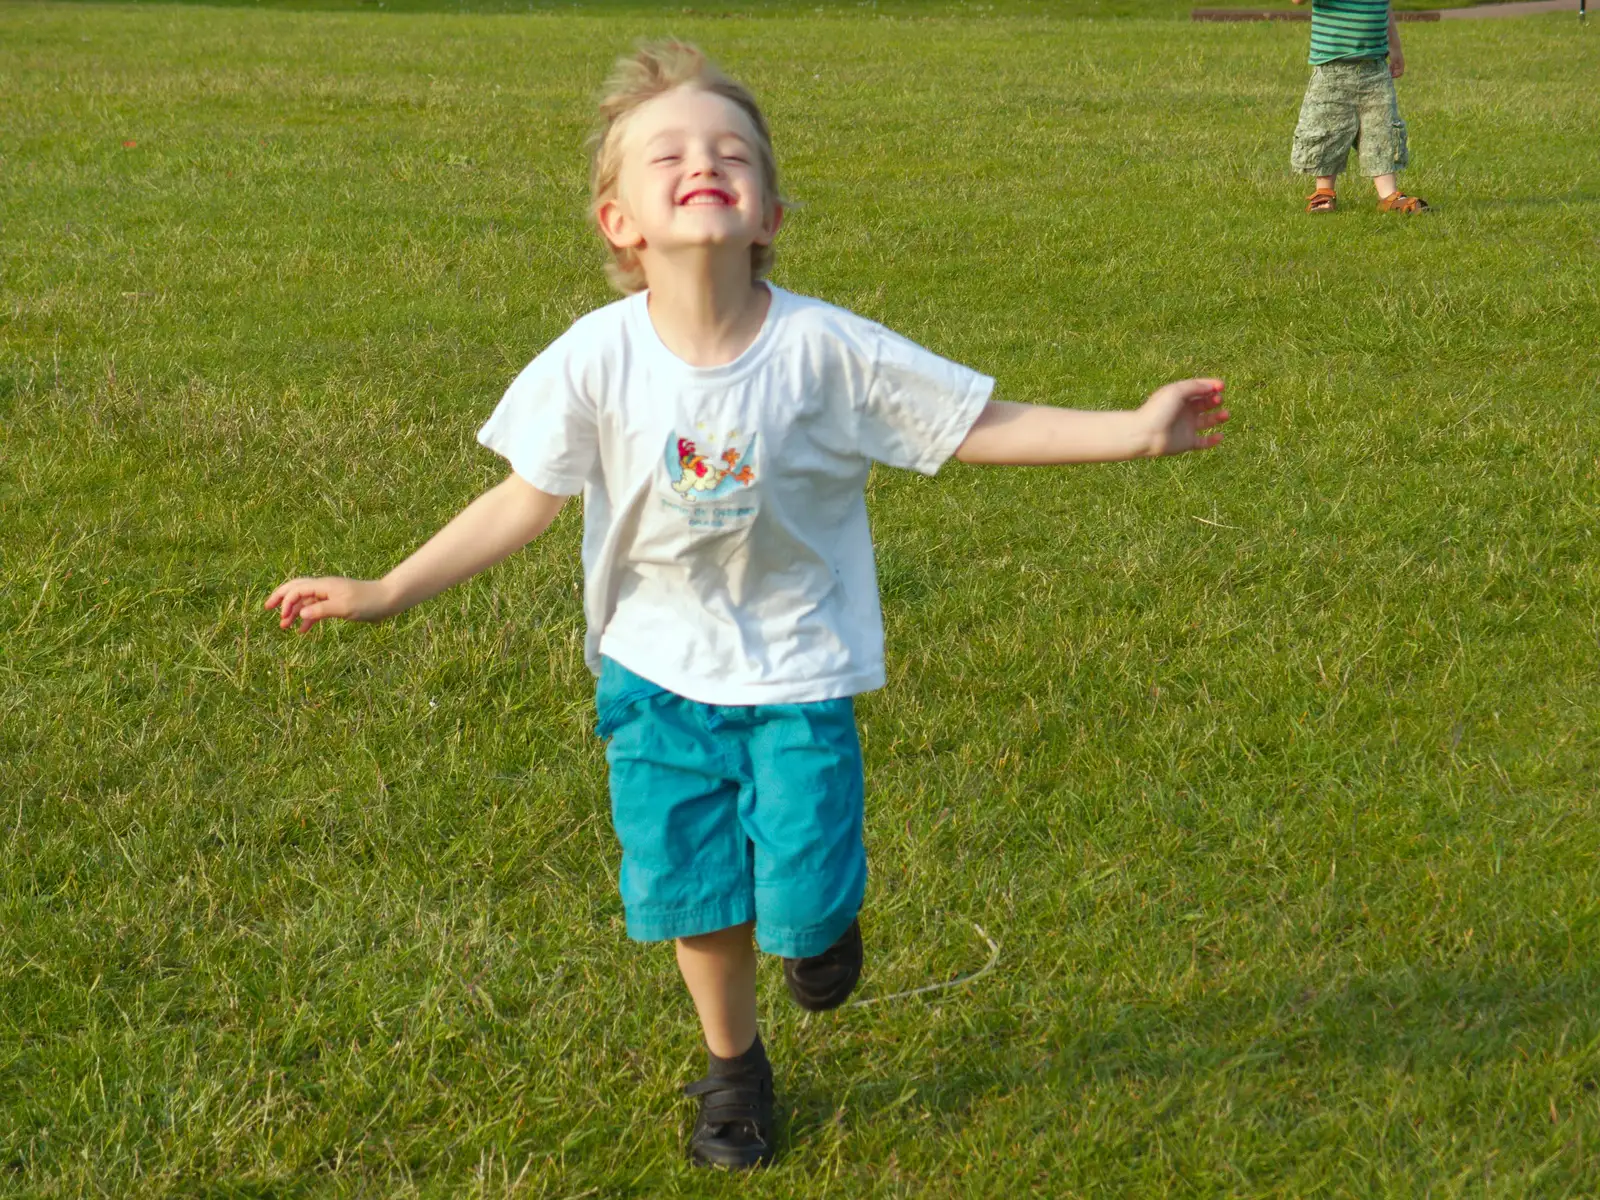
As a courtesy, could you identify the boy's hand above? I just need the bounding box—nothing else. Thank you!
[265,576,397,633]
[1138,379,1230,457]
[261,475,565,636]
[1389,49,1404,78]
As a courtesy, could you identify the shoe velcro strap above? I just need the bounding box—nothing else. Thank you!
[684,1076,768,1125]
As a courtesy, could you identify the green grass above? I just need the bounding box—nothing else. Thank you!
[3,1,1598,1195]
[46,0,1538,18]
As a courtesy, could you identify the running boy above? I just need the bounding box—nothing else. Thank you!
[266,42,1230,1170]
[1290,0,1430,213]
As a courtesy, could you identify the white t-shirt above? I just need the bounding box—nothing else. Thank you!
[477,284,994,705]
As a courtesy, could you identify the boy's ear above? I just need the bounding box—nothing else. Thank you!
[597,197,643,251]
[755,201,785,246]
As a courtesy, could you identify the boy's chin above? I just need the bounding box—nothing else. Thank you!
[665,215,760,241]
[655,236,760,259]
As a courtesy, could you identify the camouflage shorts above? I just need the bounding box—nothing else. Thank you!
[1290,57,1409,178]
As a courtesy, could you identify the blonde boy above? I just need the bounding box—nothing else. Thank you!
[266,42,1230,1170]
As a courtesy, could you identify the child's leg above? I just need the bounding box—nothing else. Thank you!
[595,660,779,1169]
[738,698,867,992]
[1353,60,1413,201]
[676,921,759,1057]
[676,921,776,1171]
[1291,64,1360,193]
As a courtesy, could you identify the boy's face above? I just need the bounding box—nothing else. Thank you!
[598,86,781,272]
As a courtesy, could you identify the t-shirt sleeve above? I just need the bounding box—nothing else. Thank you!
[853,322,995,475]
[476,323,600,496]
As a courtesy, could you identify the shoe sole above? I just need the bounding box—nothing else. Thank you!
[689,1144,775,1170]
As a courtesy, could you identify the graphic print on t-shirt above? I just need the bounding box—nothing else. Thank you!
[661,429,760,530]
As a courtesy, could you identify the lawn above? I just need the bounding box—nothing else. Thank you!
[2,1,1597,1195]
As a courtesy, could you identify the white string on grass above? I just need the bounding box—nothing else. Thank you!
[846,921,1000,1009]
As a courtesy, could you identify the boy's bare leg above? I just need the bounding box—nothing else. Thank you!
[1316,175,1338,192]
[1372,172,1398,198]
[676,922,759,1057]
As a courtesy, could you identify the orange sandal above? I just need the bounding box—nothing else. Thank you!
[1305,188,1337,214]
[1377,191,1430,214]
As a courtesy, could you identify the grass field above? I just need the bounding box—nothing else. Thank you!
[3,0,1598,1195]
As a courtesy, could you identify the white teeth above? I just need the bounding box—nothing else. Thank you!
[682,194,729,205]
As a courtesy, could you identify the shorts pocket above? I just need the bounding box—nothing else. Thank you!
[594,658,672,739]
[1359,116,1408,175]
[1391,118,1409,167]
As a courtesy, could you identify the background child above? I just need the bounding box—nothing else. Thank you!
[1290,0,1429,213]
[265,41,1229,1171]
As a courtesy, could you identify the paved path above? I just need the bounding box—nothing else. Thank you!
[1194,0,1578,19]
[1437,0,1576,18]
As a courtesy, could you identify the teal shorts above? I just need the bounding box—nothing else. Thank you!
[595,658,867,958]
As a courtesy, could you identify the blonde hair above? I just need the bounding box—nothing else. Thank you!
[589,41,782,295]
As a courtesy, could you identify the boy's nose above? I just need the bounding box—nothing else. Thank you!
[685,150,720,177]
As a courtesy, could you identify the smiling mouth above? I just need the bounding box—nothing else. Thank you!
[678,189,735,206]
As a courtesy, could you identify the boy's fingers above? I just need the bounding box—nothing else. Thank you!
[297,600,343,631]
[281,590,324,624]
[265,580,301,610]
[267,579,316,611]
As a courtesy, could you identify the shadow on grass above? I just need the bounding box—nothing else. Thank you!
[1470,192,1600,210]
[777,963,1600,1154]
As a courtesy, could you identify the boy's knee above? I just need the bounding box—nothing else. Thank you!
[676,921,756,952]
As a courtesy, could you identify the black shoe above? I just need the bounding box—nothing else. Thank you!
[683,1067,775,1170]
[782,917,863,1012]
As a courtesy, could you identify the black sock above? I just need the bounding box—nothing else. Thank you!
[707,1032,770,1080]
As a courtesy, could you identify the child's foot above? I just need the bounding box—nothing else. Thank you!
[782,917,863,1011]
[1305,188,1337,214]
[683,1038,775,1170]
[1376,191,1430,214]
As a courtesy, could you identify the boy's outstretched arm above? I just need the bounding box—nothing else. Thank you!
[265,473,567,633]
[953,378,1228,466]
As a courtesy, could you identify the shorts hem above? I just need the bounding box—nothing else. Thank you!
[752,878,866,958]
[625,898,755,943]
[625,899,863,958]
[755,915,858,959]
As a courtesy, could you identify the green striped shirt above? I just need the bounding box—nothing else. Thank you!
[1309,0,1390,64]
